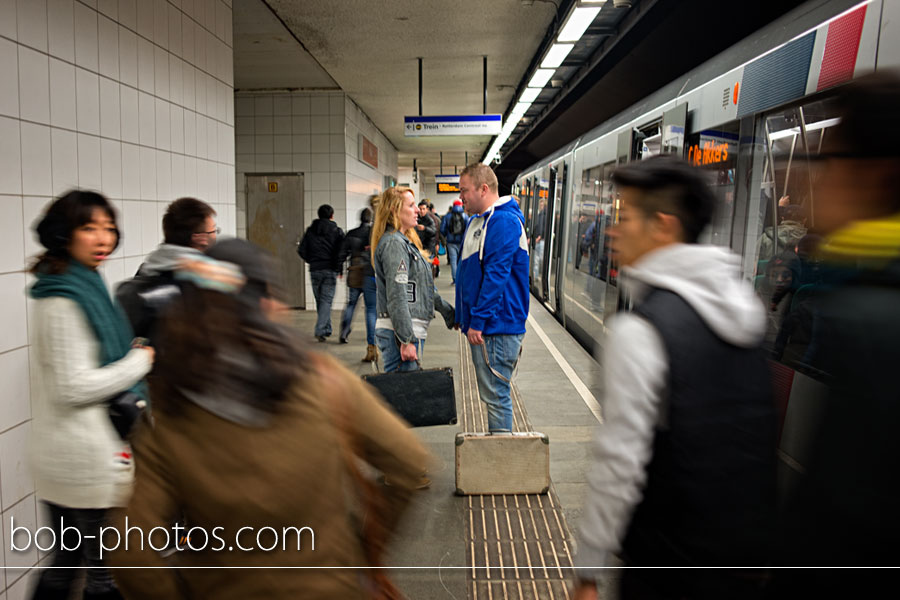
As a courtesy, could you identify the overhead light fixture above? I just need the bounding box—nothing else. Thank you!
[541,43,574,69]
[519,87,541,103]
[511,101,532,116]
[581,1,607,3]
[558,6,601,42]
[528,68,555,89]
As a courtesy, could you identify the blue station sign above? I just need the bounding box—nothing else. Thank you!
[404,114,502,137]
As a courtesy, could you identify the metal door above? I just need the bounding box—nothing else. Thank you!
[547,162,567,313]
[246,174,305,308]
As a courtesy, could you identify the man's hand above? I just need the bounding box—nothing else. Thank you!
[467,328,484,345]
[416,224,424,231]
[400,342,418,362]
[570,582,598,600]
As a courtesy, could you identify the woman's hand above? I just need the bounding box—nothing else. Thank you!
[400,342,418,362]
[139,345,156,363]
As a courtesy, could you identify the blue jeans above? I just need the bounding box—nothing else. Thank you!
[469,333,524,432]
[447,243,461,282]
[376,328,424,373]
[340,276,376,345]
[310,270,336,337]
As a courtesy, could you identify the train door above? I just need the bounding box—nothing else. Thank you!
[530,172,550,299]
[548,162,567,313]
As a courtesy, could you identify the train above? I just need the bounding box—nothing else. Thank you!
[509,0,898,498]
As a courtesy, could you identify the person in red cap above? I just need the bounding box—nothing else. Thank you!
[440,199,469,284]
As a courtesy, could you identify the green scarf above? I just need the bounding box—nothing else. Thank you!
[30,260,146,399]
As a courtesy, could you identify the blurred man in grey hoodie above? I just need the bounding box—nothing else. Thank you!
[116,197,218,343]
[573,157,775,600]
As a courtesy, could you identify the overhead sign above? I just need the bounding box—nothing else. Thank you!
[404,115,502,137]
[435,174,460,193]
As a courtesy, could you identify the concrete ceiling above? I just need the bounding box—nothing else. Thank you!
[233,0,339,91]
[233,0,560,171]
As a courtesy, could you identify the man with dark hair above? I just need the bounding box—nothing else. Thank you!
[298,204,345,341]
[415,200,437,254]
[116,197,218,343]
[573,156,775,599]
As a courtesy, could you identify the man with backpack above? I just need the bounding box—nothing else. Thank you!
[441,199,469,284]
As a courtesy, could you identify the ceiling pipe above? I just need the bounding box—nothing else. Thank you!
[418,57,423,116]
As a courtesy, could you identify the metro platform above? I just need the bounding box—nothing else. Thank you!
[290,274,610,599]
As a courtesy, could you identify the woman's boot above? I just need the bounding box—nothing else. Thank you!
[362,344,378,363]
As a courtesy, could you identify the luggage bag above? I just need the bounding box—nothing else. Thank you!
[362,367,457,427]
[455,432,550,495]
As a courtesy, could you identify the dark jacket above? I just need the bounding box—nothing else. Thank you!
[416,214,436,252]
[115,244,202,344]
[624,289,776,569]
[779,257,900,566]
[337,222,374,287]
[298,219,345,273]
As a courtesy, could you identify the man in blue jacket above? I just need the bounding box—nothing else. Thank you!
[456,163,530,433]
[440,199,468,283]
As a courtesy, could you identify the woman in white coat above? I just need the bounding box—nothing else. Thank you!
[28,190,154,600]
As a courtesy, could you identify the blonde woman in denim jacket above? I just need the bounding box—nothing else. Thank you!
[371,187,455,372]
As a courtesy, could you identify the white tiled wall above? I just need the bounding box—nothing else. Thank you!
[235,91,397,310]
[0,0,235,592]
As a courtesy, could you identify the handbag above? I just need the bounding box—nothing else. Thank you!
[108,391,147,440]
[362,366,457,427]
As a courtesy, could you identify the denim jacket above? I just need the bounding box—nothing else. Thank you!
[374,227,454,344]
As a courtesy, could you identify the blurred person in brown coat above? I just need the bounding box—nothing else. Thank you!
[108,239,429,599]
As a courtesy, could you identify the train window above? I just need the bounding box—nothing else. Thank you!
[746,96,840,371]
[685,120,740,247]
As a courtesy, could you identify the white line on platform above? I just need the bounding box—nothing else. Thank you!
[526,313,603,424]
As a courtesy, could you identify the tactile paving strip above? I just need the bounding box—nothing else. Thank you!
[457,335,576,600]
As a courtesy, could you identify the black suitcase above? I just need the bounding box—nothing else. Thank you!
[362,367,457,427]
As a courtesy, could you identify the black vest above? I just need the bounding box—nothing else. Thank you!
[622,289,776,567]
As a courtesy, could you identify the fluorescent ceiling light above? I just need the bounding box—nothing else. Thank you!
[541,43,574,69]
[528,69,555,89]
[558,6,601,42]
[511,101,532,116]
[768,118,842,141]
[581,1,607,3]
[519,88,541,103]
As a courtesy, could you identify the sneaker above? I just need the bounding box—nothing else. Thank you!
[339,337,348,344]
[316,335,326,342]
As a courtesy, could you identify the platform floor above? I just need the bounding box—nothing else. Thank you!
[290,273,610,599]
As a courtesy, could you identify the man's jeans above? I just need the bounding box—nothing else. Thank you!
[469,333,524,432]
[375,328,424,373]
[310,270,336,337]
[340,276,376,345]
[447,243,461,283]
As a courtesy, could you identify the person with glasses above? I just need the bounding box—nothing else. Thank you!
[116,197,219,345]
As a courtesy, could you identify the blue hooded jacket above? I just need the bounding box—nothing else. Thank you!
[440,203,469,245]
[455,196,530,335]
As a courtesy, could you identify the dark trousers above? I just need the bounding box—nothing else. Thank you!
[33,502,118,596]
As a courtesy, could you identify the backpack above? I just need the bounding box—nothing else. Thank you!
[449,212,466,236]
